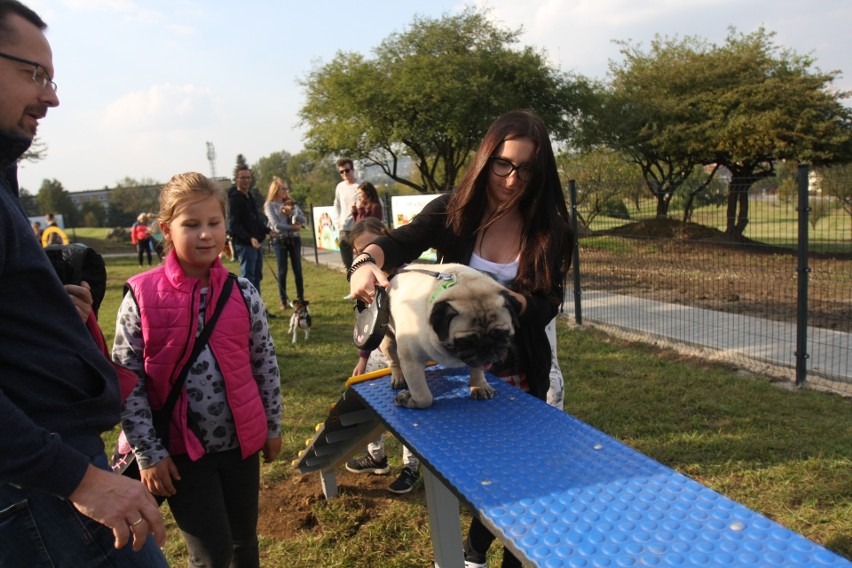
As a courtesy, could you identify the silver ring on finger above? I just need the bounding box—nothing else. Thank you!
[130,516,145,527]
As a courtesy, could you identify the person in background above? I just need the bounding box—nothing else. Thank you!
[0,2,167,564]
[264,176,307,311]
[352,180,383,223]
[348,110,573,568]
[113,172,282,567]
[332,157,361,270]
[227,165,272,295]
[131,212,152,266]
[345,217,421,494]
[44,211,63,244]
[31,219,41,239]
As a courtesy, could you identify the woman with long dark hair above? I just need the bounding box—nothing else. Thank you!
[348,109,573,567]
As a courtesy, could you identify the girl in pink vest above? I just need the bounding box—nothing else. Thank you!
[112,172,282,567]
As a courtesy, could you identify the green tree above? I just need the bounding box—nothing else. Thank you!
[557,147,644,229]
[19,137,46,163]
[285,149,340,207]
[18,186,39,216]
[36,179,78,226]
[80,200,107,227]
[697,28,852,238]
[232,154,250,181]
[252,150,293,197]
[582,36,713,219]
[818,163,852,239]
[108,177,161,219]
[582,28,852,237]
[299,7,582,193]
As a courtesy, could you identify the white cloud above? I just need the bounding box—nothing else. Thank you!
[100,84,222,133]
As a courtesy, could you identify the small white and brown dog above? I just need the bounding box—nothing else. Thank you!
[288,299,312,343]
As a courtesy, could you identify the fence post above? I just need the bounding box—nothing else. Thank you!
[567,179,582,324]
[309,203,319,265]
[795,164,811,387]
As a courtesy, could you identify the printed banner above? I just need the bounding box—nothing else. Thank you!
[391,194,441,261]
[312,206,339,251]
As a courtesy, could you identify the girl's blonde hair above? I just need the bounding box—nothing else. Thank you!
[265,176,288,204]
[158,172,224,255]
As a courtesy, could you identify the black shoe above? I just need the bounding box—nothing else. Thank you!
[388,466,419,494]
[345,454,390,475]
[265,310,277,319]
[463,537,487,568]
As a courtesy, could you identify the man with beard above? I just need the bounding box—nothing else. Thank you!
[0,2,167,564]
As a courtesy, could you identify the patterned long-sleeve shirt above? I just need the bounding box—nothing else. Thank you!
[113,277,282,468]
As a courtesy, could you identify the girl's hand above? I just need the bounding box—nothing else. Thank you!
[140,457,181,497]
[263,437,282,463]
[352,357,368,377]
[349,262,389,305]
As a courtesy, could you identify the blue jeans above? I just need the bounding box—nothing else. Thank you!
[272,236,304,304]
[0,454,168,568]
[233,243,263,294]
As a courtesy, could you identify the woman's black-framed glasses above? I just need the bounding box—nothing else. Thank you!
[0,51,57,92]
[489,156,533,182]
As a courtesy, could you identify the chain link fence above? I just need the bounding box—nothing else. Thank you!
[567,165,851,396]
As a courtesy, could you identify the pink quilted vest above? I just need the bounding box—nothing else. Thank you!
[127,253,268,460]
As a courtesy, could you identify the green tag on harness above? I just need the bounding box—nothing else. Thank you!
[429,273,457,304]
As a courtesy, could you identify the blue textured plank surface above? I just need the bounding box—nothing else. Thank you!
[351,366,849,567]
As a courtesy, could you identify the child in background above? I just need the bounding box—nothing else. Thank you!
[131,212,153,266]
[112,172,282,567]
[345,217,421,494]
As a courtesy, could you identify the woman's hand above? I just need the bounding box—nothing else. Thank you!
[139,457,181,497]
[349,261,389,305]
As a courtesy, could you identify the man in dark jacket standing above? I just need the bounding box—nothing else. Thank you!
[0,1,167,564]
[228,165,270,294]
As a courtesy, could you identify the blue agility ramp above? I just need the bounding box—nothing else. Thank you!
[295,366,850,567]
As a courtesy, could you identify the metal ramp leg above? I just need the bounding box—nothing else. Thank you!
[423,468,464,568]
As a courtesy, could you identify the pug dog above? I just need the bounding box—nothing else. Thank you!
[381,263,520,409]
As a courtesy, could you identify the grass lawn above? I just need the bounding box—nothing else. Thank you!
[91,249,850,566]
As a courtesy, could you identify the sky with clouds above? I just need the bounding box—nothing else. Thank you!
[17,0,852,193]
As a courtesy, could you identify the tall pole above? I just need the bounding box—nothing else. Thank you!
[206,142,217,178]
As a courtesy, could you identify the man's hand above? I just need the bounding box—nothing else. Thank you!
[250,237,261,250]
[65,281,93,323]
[68,464,166,550]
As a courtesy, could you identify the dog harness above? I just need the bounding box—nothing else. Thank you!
[396,268,458,304]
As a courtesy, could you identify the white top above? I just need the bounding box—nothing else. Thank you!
[333,178,362,232]
[468,251,518,286]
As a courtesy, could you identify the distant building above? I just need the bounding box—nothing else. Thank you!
[68,188,111,210]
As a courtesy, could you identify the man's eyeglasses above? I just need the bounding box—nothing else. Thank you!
[489,156,533,182]
[0,51,57,92]
[339,168,352,175]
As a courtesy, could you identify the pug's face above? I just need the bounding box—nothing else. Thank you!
[428,290,519,369]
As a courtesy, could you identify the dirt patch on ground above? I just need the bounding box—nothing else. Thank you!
[257,470,403,541]
[588,219,851,332]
